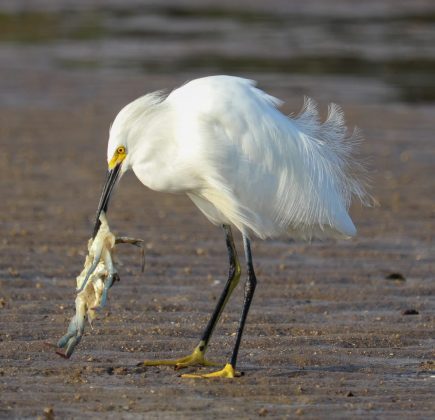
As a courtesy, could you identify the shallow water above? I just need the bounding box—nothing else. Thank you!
[1,0,435,106]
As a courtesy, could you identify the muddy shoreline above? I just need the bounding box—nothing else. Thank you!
[1,1,434,418]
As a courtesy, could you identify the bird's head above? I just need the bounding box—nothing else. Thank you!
[93,92,166,237]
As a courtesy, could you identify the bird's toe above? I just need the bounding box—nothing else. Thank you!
[181,363,240,379]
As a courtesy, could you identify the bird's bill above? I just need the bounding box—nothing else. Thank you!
[93,163,122,238]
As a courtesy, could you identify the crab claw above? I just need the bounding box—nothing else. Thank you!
[56,298,86,358]
[56,318,85,358]
[57,330,75,349]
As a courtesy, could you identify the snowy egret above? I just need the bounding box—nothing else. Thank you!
[93,75,369,378]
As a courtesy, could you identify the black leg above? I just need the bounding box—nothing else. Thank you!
[180,233,257,377]
[142,225,241,369]
[199,224,241,351]
[230,234,257,368]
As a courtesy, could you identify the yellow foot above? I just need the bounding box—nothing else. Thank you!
[141,342,219,370]
[181,363,241,379]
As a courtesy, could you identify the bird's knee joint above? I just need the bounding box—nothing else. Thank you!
[235,262,241,278]
[229,263,242,291]
[230,261,241,279]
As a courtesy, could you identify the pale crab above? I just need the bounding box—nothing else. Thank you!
[53,212,144,358]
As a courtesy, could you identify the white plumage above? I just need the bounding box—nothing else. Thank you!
[108,75,369,240]
[93,75,372,377]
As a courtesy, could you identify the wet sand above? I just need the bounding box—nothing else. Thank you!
[0,1,434,418]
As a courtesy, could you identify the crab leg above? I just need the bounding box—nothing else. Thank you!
[115,237,145,272]
[115,237,144,246]
[76,246,104,293]
[99,273,120,309]
[98,247,118,308]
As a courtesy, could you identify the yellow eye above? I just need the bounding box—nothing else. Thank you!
[117,146,125,154]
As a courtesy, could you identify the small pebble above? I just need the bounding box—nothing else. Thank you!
[402,309,419,315]
[43,407,54,420]
[258,407,268,416]
[196,248,205,256]
[385,273,405,281]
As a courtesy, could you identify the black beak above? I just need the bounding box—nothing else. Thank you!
[93,163,122,238]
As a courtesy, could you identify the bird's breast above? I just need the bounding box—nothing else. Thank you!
[132,161,203,194]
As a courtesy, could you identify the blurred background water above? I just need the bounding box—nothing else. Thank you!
[1,0,434,109]
[1,0,435,237]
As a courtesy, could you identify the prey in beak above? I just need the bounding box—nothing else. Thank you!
[50,145,147,359]
[93,146,127,237]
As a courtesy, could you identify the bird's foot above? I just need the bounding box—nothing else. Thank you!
[141,342,219,369]
[181,363,241,379]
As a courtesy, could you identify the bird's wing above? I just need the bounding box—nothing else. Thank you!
[167,76,369,239]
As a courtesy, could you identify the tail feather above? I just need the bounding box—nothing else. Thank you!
[292,97,372,209]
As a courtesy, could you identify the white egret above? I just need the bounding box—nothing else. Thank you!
[93,75,369,378]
